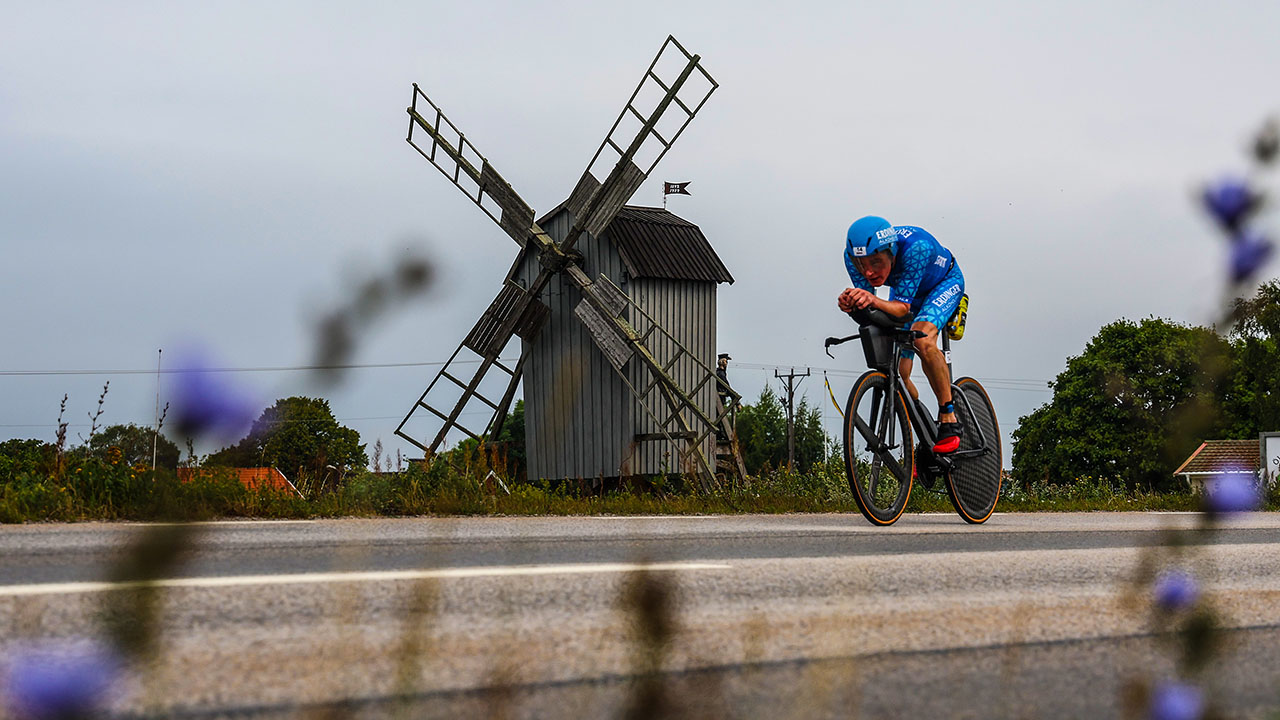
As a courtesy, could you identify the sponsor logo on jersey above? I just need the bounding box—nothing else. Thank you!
[896,227,914,238]
[931,283,961,307]
[934,256,948,267]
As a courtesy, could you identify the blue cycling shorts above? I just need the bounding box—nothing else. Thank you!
[900,262,965,360]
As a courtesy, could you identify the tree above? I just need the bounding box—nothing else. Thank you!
[0,438,54,481]
[1230,279,1280,339]
[1226,280,1280,437]
[89,424,180,469]
[208,397,366,480]
[1011,317,1234,492]
[734,389,832,475]
[490,399,527,481]
[735,387,787,473]
[792,398,829,472]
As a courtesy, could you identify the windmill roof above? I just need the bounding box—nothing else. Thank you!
[603,206,734,284]
[527,205,733,284]
[1172,439,1260,475]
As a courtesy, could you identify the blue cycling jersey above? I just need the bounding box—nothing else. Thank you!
[844,225,955,312]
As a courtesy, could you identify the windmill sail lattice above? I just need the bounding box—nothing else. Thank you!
[585,273,741,473]
[395,36,736,488]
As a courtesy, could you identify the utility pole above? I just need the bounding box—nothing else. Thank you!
[775,367,810,470]
[152,348,162,471]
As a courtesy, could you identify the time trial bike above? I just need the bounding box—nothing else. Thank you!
[824,307,1002,526]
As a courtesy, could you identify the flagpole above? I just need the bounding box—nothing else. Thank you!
[663,182,691,210]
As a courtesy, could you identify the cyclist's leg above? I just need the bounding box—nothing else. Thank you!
[897,355,918,400]
[913,266,965,451]
[909,320,953,413]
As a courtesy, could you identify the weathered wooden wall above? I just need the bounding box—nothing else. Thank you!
[517,210,631,481]
[624,278,718,475]
[515,209,720,480]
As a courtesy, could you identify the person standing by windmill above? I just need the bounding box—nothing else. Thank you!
[716,353,732,406]
[714,353,736,446]
[836,216,966,454]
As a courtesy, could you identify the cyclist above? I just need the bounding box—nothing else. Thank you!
[836,216,966,453]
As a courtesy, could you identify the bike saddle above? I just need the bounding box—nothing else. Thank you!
[848,307,916,329]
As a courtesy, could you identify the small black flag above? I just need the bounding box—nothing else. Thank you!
[663,181,691,196]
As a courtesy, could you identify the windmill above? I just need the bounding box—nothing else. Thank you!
[394,36,743,489]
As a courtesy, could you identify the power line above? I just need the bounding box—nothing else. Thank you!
[0,358,1052,388]
[736,362,1052,393]
[0,359,516,377]
[0,410,505,431]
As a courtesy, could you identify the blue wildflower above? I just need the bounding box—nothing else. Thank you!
[2,640,124,720]
[1153,569,1199,612]
[1148,681,1204,720]
[169,347,257,441]
[1204,473,1262,515]
[1229,229,1274,284]
[1202,177,1261,231]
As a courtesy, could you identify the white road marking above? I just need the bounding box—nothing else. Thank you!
[143,519,318,526]
[596,515,722,520]
[0,561,732,597]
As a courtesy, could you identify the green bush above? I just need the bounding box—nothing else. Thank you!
[0,436,1255,522]
[0,439,55,483]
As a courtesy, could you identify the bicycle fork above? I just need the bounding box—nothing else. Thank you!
[869,386,897,496]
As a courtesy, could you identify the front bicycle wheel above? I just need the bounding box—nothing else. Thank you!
[844,371,914,525]
[944,377,1003,524]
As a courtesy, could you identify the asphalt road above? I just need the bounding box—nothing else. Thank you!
[1,512,1279,719]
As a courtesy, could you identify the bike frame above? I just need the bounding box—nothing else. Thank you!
[828,317,993,483]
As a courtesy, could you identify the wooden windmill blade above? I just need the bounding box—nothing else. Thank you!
[395,90,557,455]
[404,86,561,256]
[560,35,718,252]
[397,86,573,456]
[394,279,549,456]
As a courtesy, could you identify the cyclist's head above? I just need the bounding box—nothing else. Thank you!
[845,216,897,285]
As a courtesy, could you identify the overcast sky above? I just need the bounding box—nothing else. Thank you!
[2,1,1277,466]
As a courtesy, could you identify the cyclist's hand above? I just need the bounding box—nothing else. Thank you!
[839,288,875,312]
[837,288,855,312]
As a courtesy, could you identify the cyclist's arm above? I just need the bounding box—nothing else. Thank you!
[838,287,911,316]
[864,295,911,317]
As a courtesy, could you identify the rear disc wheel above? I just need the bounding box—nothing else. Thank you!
[943,377,1002,524]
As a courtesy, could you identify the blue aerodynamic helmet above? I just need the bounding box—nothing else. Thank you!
[845,216,898,263]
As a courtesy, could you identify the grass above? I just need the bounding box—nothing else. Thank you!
[3,446,1271,523]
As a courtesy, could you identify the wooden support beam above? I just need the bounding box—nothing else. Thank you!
[635,432,696,442]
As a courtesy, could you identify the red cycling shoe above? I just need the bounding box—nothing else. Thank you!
[933,421,963,454]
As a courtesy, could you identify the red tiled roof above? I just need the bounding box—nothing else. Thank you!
[177,467,303,497]
[1173,440,1260,475]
